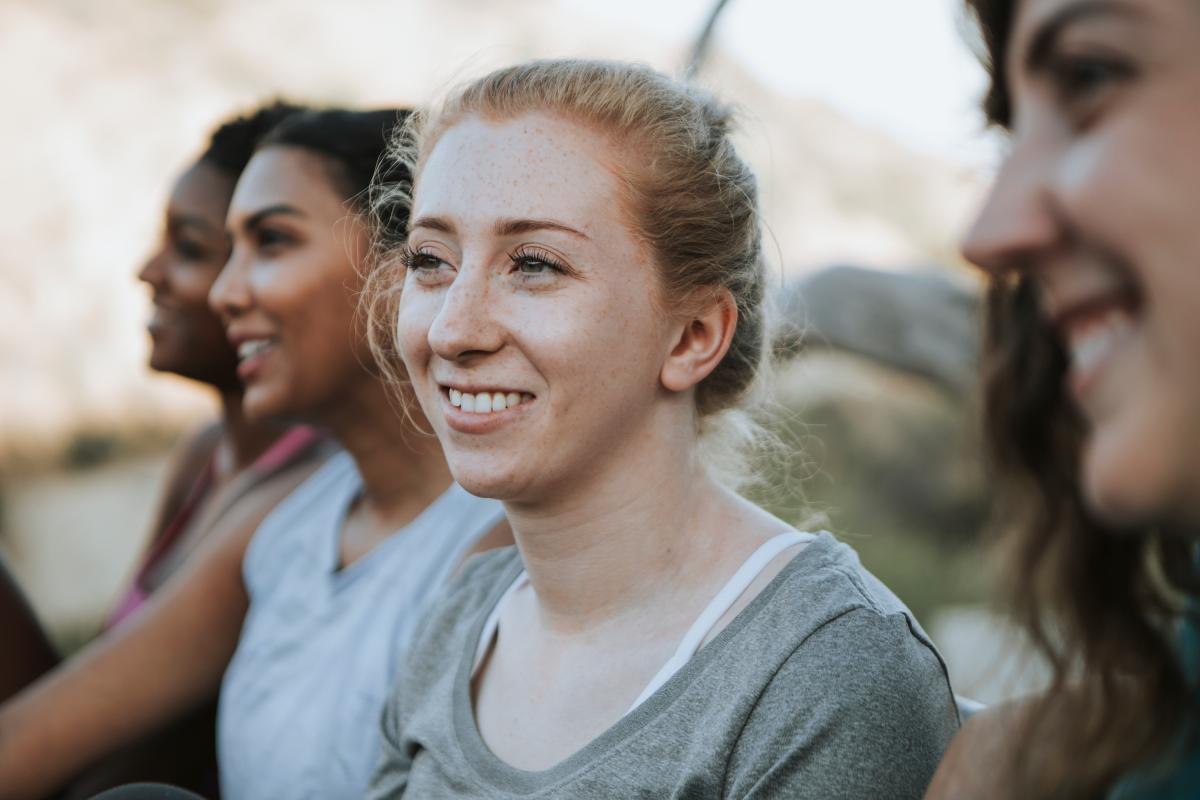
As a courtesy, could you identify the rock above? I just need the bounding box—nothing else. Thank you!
[775,265,981,393]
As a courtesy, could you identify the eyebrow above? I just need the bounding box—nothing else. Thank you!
[1024,0,1145,74]
[409,215,589,240]
[170,214,220,235]
[237,203,306,233]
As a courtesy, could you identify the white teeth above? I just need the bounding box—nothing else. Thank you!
[238,339,273,360]
[444,388,534,415]
[1069,312,1134,377]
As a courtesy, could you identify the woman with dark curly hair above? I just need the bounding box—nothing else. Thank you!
[926,1,1200,798]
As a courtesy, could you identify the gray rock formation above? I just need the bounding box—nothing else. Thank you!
[775,265,981,394]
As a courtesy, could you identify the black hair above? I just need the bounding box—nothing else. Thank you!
[198,100,306,177]
[257,108,412,212]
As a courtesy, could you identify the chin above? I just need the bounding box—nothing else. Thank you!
[450,470,518,501]
[146,341,179,374]
[445,454,528,502]
[241,386,290,423]
[1082,428,1177,530]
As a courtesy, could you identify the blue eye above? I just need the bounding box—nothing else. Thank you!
[510,247,568,277]
[402,247,446,271]
[515,257,555,274]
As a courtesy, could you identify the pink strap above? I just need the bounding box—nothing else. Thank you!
[252,426,323,472]
[106,426,324,630]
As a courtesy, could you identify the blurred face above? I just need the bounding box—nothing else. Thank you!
[211,146,372,422]
[397,113,676,503]
[964,0,1200,527]
[138,161,239,388]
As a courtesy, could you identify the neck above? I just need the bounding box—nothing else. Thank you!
[504,412,746,634]
[215,389,288,473]
[321,380,452,522]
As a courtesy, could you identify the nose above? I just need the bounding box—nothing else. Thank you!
[208,246,250,323]
[137,248,167,291]
[426,264,504,361]
[961,142,1060,277]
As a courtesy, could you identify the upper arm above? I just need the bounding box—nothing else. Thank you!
[726,608,959,800]
[0,501,258,800]
[923,703,1028,800]
[365,687,413,800]
[0,558,57,704]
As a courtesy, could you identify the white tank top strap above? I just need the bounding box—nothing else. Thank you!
[626,529,813,713]
[472,570,528,675]
[470,530,814,699]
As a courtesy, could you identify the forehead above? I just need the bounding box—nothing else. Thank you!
[229,146,348,218]
[169,161,235,223]
[1010,0,1166,62]
[412,113,624,236]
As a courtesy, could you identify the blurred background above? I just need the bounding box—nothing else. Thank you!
[0,0,1045,702]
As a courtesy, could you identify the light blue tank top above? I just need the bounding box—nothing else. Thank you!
[217,452,505,800]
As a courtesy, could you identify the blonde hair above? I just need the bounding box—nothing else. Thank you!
[366,59,771,471]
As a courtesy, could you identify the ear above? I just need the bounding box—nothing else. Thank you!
[660,287,737,394]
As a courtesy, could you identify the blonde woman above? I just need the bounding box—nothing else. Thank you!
[365,59,959,798]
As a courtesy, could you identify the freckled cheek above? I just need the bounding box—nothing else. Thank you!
[540,296,662,405]
[396,294,439,373]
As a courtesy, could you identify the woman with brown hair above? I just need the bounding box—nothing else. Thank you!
[926,1,1200,797]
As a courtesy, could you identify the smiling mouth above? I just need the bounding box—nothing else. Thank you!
[237,338,277,362]
[442,386,534,414]
[1053,289,1141,396]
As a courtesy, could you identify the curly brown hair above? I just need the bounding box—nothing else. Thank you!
[966,1,1200,796]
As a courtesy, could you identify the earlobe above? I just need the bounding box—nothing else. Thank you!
[660,288,737,393]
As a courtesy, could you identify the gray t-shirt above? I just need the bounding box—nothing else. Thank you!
[367,532,959,799]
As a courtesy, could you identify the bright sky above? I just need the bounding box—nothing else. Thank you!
[561,0,999,170]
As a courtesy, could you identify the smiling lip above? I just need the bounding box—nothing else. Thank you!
[227,332,279,383]
[146,302,182,336]
[1049,288,1141,404]
[437,383,535,434]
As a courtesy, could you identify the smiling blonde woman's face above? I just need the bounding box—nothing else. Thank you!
[964,0,1200,527]
[396,112,679,504]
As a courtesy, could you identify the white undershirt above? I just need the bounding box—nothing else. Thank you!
[472,529,814,716]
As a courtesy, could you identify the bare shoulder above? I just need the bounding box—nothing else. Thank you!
[924,700,1032,800]
[206,451,332,559]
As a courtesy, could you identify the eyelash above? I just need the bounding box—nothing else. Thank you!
[256,227,293,250]
[1048,52,1134,119]
[174,240,207,261]
[401,245,570,279]
[509,245,569,277]
[402,245,441,270]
